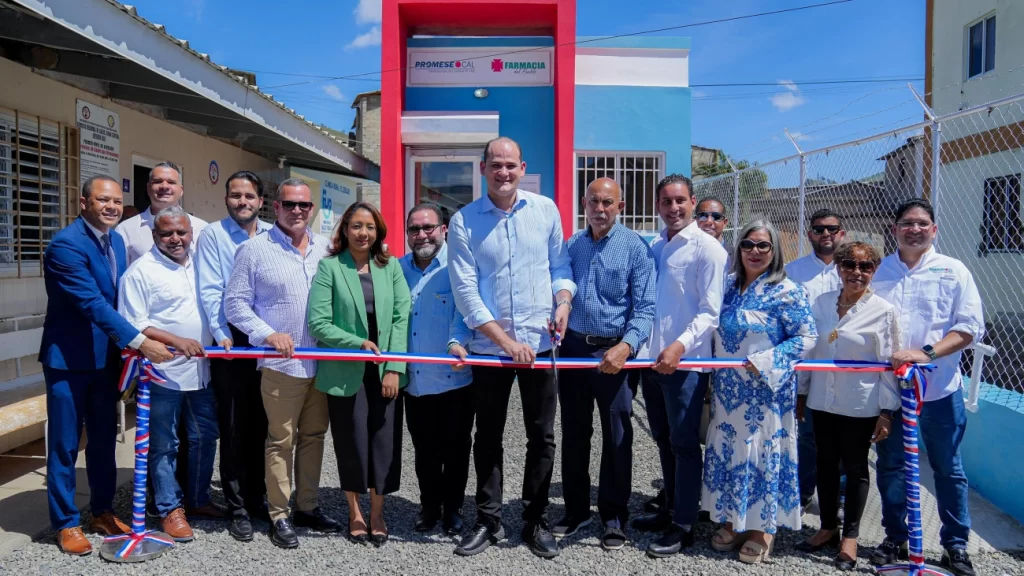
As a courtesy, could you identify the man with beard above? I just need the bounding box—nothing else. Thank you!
[399,203,473,537]
[448,136,575,559]
[195,171,274,541]
[117,162,208,265]
[785,208,846,512]
[118,206,217,543]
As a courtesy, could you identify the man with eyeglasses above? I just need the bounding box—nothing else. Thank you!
[551,177,655,551]
[869,199,983,576]
[117,161,208,265]
[195,171,274,541]
[784,207,846,512]
[633,174,727,558]
[225,178,340,549]
[399,202,474,537]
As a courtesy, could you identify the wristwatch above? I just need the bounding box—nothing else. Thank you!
[921,344,937,361]
[556,299,573,312]
[879,409,893,418]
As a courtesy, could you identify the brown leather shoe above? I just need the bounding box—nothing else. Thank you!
[186,501,228,519]
[161,508,195,542]
[57,527,93,556]
[89,512,130,535]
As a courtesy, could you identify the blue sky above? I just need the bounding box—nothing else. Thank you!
[129,0,925,166]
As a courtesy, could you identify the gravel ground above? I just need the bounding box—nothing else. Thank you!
[3,388,1023,576]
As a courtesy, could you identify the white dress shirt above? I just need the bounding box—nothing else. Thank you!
[785,253,840,307]
[643,220,728,367]
[118,246,210,391]
[116,208,209,265]
[872,247,985,402]
[799,290,901,417]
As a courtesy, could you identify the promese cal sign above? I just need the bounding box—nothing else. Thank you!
[407,48,554,87]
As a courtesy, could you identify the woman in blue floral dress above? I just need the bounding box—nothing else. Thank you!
[701,220,817,564]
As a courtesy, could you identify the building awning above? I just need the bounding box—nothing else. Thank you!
[0,0,376,178]
[401,111,499,146]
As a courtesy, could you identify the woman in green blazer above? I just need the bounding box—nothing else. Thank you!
[307,201,411,546]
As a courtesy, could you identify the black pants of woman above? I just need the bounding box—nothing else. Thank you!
[811,409,876,538]
[328,363,404,495]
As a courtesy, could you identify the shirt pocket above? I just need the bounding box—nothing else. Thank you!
[934,277,957,318]
[426,291,457,336]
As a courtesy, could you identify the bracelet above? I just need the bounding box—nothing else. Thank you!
[446,341,459,353]
[556,299,572,311]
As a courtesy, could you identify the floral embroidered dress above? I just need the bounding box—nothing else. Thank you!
[701,274,817,534]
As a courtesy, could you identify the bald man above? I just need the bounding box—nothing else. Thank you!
[551,177,656,550]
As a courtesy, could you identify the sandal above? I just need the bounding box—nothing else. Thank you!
[711,527,749,552]
[738,538,774,564]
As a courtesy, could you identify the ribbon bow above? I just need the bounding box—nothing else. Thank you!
[119,349,169,393]
[894,362,933,415]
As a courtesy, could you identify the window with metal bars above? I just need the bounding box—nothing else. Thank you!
[575,152,664,233]
[0,108,79,277]
[982,173,1023,254]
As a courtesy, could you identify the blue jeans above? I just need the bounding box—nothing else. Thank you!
[798,408,817,501]
[149,385,219,516]
[875,390,971,549]
[642,369,709,527]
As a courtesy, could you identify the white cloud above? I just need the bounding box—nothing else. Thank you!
[322,84,345,102]
[789,131,812,142]
[347,26,382,50]
[186,0,206,22]
[355,0,382,24]
[770,80,806,112]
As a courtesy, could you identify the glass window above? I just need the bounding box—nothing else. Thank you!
[967,16,996,79]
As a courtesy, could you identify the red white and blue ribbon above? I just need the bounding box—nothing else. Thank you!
[106,351,174,559]
[196,346,900,372]
[877,363,948,576]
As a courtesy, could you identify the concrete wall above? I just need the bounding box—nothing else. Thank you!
[355,93,382,166]
[0,56,277,451]
[961,384,1024,524]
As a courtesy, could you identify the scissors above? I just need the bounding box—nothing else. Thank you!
[547,318,561,388]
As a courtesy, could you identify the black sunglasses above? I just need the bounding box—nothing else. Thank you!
[280,200,313,211]
[739,239,773,253]
[696,211,725,222]
[407,224,441,236]
[811,224,842,235]
[840,259,876,273]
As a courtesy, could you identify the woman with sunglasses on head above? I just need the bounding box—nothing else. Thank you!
[701,220,817,564]
[795,241,900,570]
[307,202,411,546]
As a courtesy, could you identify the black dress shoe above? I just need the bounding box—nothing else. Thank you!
[442,509,464,536]
[941,548,977,576]
[632,512,672,533]
[228,517,254,542]
[834,553,858,571]
[522,522,559,559]
[647,525,694,558]
[269,519,299,549]
[414,509,440,532]
[293,507,341,533]
[870,538,909,565]
[643,489,666,514]
[455,523,505,556]
[795,531,840,553]
[551,514,593,539]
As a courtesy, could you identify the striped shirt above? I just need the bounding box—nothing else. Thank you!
[566,223,656,355]
[225,224,330,378]
[448,190,576,355]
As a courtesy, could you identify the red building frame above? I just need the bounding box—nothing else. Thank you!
[380,0,576,255]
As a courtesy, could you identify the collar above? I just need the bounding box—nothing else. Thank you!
[140,208,156,225]
[403,243,448,274]
[149,244,192,269]
[82,217,109,241]
[269,222,315,248]
[479,190,529,214]
[811,252,834,269]
[224,215,272,237]
[587,222,621,242]
[896,246,937,272]
[662,219,701,242]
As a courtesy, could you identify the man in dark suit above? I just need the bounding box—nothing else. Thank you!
[39,175,174,556]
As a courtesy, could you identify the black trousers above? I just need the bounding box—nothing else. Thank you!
[559,332,637,528]
[470,351,556,527]
[211,324,268,516]
[328,364,404,495]
[811,409,876,538]
[405,384,474,514]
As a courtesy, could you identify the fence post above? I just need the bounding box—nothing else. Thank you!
[732,171,740,248]
[930,120,943,252]
[797,154,807,257]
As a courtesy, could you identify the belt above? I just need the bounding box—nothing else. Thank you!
[566,329,622,348]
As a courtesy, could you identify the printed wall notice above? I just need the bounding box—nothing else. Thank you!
[76,100,121,182]
[407,48,554,87]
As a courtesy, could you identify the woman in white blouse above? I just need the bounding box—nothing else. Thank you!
[795,241,900,571]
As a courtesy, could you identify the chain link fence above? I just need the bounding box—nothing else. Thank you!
[694,93,1024,394]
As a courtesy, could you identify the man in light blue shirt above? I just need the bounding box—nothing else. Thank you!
[448,137,576,559]
[194,171,273,542]
[399,203,473,538]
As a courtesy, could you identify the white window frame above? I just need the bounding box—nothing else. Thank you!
[965,13,996,80]
[573,150,666,235]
